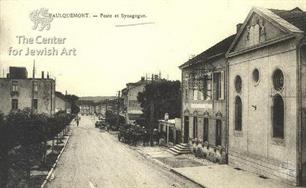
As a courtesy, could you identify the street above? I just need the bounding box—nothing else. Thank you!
[46,116,201,188]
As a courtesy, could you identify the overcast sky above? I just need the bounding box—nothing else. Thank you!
[1,0,305,96]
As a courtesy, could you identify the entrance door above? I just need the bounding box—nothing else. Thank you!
[216,120,222,146]
[301,109,306,186]
[193,117,198,138]
[203,118,209,142]
[184,116,189,143]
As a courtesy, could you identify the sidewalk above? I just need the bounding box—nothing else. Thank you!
[136,146,304,188]
[172,165,302,188]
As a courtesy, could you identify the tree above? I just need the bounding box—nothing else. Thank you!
[65,94,80,114]
[0,111,13,187]
[0,109,74,187]
[137,80,181,130]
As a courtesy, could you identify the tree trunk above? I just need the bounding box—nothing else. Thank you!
[24,146,31,188]
[56,134,59,145]
[52,139,54,153]
[41,141,47,165]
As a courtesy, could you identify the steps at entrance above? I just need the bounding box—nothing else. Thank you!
[167,143,191,155]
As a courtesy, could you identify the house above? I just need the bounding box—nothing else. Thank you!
[55,91,71,113]
[179,35,235,151]
[0,67,55,115]
[78,100,95,115]
[121,77,149,124]
[226,7,306,186]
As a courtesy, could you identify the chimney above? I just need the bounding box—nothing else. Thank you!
[41,71,44,79]
[154,74,159,80]
[236,23,243,33]
[47,72,50,79]
[141,76,145,81]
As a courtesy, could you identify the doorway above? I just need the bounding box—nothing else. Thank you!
[216,120,222,146]
[203,118,209,142]
[301,109,306,186]
[184,116,189,143]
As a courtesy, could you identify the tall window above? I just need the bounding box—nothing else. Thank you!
[235,96,242,131]
[193,117,198,138]
[213,72,224,100]
[198,90,203,100]
[273,69,284,91]
[235,75,242,93]
[272,94,284,139]
[193,89,198,100]
[12,81,18,92]
[11,99,18,110]
[33,82,38,92]
[203,74,212,100]
[33,99,38,110]
[203,118,209,142]
[184,89,188,100]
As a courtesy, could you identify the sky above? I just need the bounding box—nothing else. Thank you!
[0,0,305,97]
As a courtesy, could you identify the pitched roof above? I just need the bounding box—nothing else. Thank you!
[55,91,66,101]
[269,7,306,32]
[179,34,236,69]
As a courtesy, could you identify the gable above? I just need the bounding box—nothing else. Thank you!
[232,12,288,52]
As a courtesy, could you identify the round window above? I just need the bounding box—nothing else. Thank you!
[252,69,259,83]
[273,69,284,91]
[235,75,242,93]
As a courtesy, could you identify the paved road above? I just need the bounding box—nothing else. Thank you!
[46,115,201,188]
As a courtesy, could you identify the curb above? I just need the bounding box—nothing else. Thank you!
[40,130,72,188]
[170,168,206,188]
[134,148,206,188]
[135,149,171,170]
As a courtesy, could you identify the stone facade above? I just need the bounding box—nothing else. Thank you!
[226,7,306,186]
[122,77,148,123]
[55,91,71,113]
[179,35,235,149]
[0,68,55,115]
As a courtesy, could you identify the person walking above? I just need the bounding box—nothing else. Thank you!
[76,115,80,127]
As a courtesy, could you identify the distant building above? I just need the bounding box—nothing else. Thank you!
[121,76,162,124]
[78,100,95,115]
[226,7,306,186]
[0,67,55,115]
[55,91,71,113]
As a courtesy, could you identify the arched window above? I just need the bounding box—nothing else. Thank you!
[273,69,284,91]
[235,96,242,131]
[252,69,260,83]
[235,75,242,93]
[272,94,284,138]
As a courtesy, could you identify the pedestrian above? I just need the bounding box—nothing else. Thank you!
[76,115,80,126]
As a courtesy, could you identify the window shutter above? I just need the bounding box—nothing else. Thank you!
[193,89,198,100]
[220,71,225,100]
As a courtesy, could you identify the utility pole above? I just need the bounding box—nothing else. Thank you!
[105,99,108,116]
[150,74,155,146]
[31,60,35,114]
[117,90,121,127]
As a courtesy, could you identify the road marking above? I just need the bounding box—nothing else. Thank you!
[89,181,96,188]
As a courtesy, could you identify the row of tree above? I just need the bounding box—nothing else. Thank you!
[0,109,75,187]
[135,80,181,145]
[137,80,181,130]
